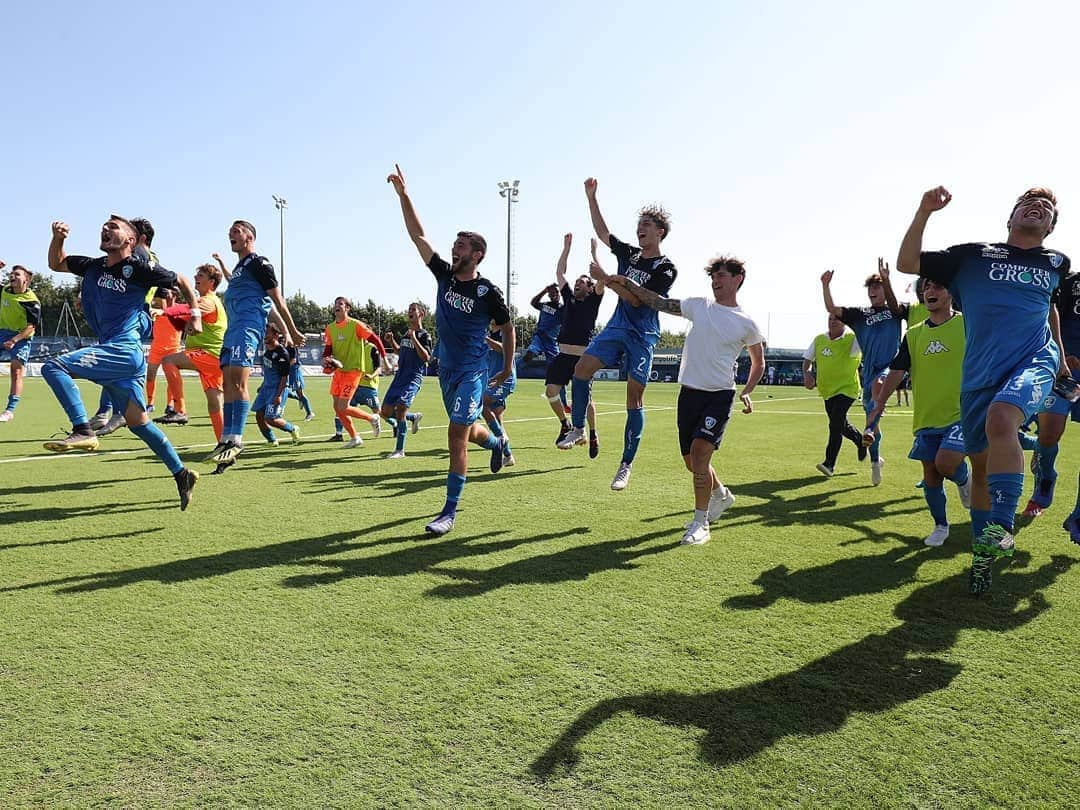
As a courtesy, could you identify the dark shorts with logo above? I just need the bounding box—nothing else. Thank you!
[677,386,735,455]
[544,352,580,387]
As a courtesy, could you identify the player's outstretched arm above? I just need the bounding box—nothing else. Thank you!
[555,233,572,289]
[740,342,766,413]
[48,221,71,273]
[618,276,680,315]
[588,237,606,295]
[387,164,436,264]
[584,178,612,247]
[820,270,843,317]
[878,257,902,314]
[865,369,906,427]
[898,186,951,275]
[211,252,233,280]
[267,294,304,346]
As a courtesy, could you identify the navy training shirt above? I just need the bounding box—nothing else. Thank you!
[427,253,510,375]
[605,235,676,343]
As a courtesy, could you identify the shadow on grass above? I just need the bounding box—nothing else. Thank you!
[0,501,174,527]
[724,523,972,608]
[0,478,132,496]
[302,466,578,500]
[0,527,160,552]
[532,553,1075,776]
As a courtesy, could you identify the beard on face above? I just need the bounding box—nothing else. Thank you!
[452,255,475,274]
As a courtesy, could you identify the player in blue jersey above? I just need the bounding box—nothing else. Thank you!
[483,326,517,468]
[897,186,1070,594]
[821,259,908,486]
[388,164,515,535]
[557,178,677,493]
[44,216,201,510]
[252,323,301,447]
[207,220,305,470]
[524,284,564,363]
[380,302,431,458]
[285,343,315,421]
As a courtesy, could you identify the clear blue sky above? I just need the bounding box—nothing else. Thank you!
[4,1,1077,348]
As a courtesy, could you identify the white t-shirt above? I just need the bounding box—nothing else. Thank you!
[678,298,765,391]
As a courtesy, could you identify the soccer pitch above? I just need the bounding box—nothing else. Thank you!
[2,377,1078,807]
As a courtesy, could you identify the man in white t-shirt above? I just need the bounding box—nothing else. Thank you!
[598,255,765,546]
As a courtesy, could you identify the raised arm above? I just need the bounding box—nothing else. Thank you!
[898,186,952,275]
[382,330,400,353]
[821,270,843,317]
[615,276,681,315]
[878,257,902,315]
[529,288,548,311]
[48,221,71,273]
[583,178,611,247]
[387,164,436,264]
[211,252,233,281]
[588,237,606,296]
[555,233,572,289]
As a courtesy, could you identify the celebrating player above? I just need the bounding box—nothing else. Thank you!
[380,302,431,459]
[483,326,517,468]
[388,164,514,535]
[557,178,677,493]
[324,296,387,448]
[802,313,866,477]
[523,283,564,364]
[822,260,908,486]
[145,285,186,421]
[601,255,764,545]
[897,186,1070,594]
[865,280,971,547]
[0,262,41,423]
[253,323,301,447]
[285,343,315,421]
[44,217,200,509]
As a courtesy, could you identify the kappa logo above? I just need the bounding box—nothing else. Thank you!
[821,347,834,357]
[75,350,99,369]
[923,340,950,355]
[704,417,717,430]
[477,284,489,297]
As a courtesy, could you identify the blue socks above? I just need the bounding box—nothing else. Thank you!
[440,472,467,516]
[571,377,591,429]
[129,421,184,474]
[987,472,1024,532]
[622,408,645,464]
[233,400,251,439]
[559,386,568,409]
[259,424,275,442]
[923,483,948,526]
[481,432,501,451]
[947,460,970,486]
[1017,431,1039,452]
[1037,443,1059,484]
[395,422,408,453]
[5,394,19,412]
[970,508,992,541]
[42,361,89,426]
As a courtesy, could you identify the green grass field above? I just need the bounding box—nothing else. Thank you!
[2,376,1078,807]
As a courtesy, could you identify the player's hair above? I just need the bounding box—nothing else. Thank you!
[334,296,351,311]
[10,265,32,280]
[109,214,138,240]
[457,231,487,259]
[864,274,884,288]
[195,263,222,288]
[1011,187,1059,229]
[914,276,926,303]
[131,217,155,246]
[409,301,427,317]
[638,204,672,241]
[706,255,746,290]
[233,220,257,239]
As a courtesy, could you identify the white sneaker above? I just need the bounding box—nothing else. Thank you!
[411,412,423,434]
[816,462,834,478]
[344,436,364,448]
[289,426,301,444]
[387,450,406,459]
[267,438,279,447]
[681,520,711,546]
[88,411,112,432]
[557,427,586,450]
[871,461,883,487]
[304,411,315,422]
[503,454,516,468]
[0,410,13,423]
[957,477,972,509]
[924,525,950,547]
[96,413,127,437]
[371,415,381,438]
[706,486,736,522]
[611,462,632,491]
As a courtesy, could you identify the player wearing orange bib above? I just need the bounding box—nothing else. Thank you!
[146,285,186,418]
[324,296,388,448]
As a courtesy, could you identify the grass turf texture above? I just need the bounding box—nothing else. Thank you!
[1,377,1078,807]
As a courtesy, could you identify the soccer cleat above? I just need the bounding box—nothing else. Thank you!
[208,439,241,464]
[174,468,199,511]
[816,462,834,478]
[154,411,189,425]
[204,441,229,461]
[387,450,406,459]
[611,461,632,491]
[304,411,315,422]
[969,552,994,596]
[490,438,507,473]
[503,454,516,468]
[411,412,423,434]
[857,442,867,462]
[43,431,100,453]
[871,461,883,487]
[707,486,736,522]
[556,427,586,450]
[972,523,1015,558]
[1022,499,1045,519]
[924,525,950,547]
[146,405,155,414]
[344,436,364,449]
[957,477,972,510]
[87,411,112,432]
[589,433,599,459]
[371,415,382,438]
[326,433,344,442]
[556,423,571,447]
[1063,515,1080,546]
[425,513,455,536]
[211,458,235,475]
[0,410,13,423]
[266,438,279,447]
[95,413,127,437]
[289,426,301,444]
[680,521,711,546]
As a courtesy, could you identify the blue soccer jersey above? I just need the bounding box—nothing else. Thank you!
[839,304,909,391]
[920,242,1070,392]
[533,300,563,348]
[1055,270,1080,357]
[260,344,291,390]
[605,235,677,344]
[395,328,432,381]
[66,255,176,343]
[427,254,511,374]
[225,253,277,329]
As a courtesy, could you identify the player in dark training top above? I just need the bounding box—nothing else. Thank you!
[558,178,677,493]
[44,216,201,510]
[381,302,431,458]
[524,283,564,363]
[822,259,909,486]
[388,164,515,536]
[897,186,1070,595]
[252,323,301,447]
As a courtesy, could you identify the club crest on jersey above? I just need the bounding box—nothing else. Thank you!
[477,284,489,297]
[121,264,133,278]
[1049,254,1064,269]
[704,417,717,430]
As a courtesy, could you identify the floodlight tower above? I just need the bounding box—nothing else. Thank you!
[272,195,288,295]
[497,180,519,314]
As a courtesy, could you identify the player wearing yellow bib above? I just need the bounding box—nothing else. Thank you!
[866,280,971,546]
[0,262,41,422]
[802,314,866,476]
[324,297,388,448]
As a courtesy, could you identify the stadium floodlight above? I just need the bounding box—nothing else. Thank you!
[497,180,520,315]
